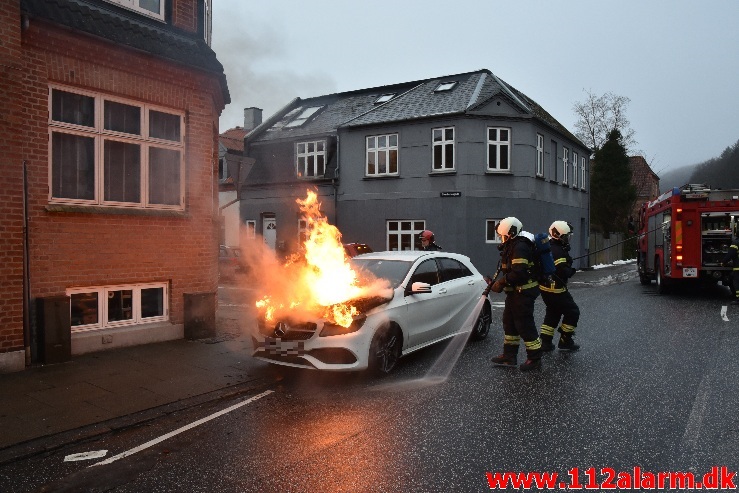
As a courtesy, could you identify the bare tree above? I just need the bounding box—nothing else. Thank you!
[573,90,637,154]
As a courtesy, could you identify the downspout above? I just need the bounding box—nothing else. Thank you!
[22,160,31,365]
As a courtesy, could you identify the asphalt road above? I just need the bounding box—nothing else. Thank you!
[3,266,738,492]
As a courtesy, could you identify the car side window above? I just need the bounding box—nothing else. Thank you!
[438,257,473,282]
[409,259,440,286]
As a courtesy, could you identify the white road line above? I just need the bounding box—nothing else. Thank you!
[90,390,274,467]
[721,306,729,321]
[64,450,108,462]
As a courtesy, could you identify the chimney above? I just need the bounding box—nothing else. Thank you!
[243,107,263,131]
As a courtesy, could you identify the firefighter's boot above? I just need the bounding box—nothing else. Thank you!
[520,340,542,371]
[519,357,542,371]
[558,330,580,351]
[491,345,518,367]
[540,334,555,352]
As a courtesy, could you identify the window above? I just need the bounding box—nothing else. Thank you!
[296,140,326,178]
[581,156,587,190]
[104,0,165,20]
[245,220,256,239]
[204,0,212,45]
[285,106,322,128]
[366,134,398,176]
[551,140,558,181]
[562,147,569,185]
[432,127,454,171]
[375,94,394,104]
[387,220,425,251]
[408,259,440,286]
[49,86,184,210]
[536,134,544,177]
[572,152,578,188]
[298,218,309,244]
[487,127,510,172]
[68,282,168,332]
[434,81,457,92]
[486,219,503,243]
[438,257,473,282]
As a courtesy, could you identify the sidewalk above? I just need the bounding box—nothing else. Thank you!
[0,263,639,464]
[0,283,272,464]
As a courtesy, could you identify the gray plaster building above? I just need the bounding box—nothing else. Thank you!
[240,69,590,276]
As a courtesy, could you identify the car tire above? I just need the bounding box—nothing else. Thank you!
[469,301,491,341]
[368,324,402,376]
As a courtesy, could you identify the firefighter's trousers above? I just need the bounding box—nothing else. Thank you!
[731,270,739,300]
[541,289,580,335]
[502,288,542,359]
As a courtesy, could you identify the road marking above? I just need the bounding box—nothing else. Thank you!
[64,450,108,462]
[90,390,274,467]
[721,306,729,321]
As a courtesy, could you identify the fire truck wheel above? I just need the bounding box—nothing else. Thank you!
[368,324,402,376]
[639,272,651,285]
[656,265,670,294]
[470,301,491,341]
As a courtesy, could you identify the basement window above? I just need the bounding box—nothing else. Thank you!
[67,282,168,333]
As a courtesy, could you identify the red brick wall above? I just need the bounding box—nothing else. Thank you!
[0,0,26,354]
[16,19,222,338]
[172,0,197,33]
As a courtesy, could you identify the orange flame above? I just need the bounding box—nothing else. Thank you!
[254,190,388,327]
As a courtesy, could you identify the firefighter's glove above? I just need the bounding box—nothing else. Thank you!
[490,279,506,293]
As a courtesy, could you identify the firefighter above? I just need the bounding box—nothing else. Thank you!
[488,217,543,371]
[419,230,442,251]
[722,228,739,304]
[539,221,581,351]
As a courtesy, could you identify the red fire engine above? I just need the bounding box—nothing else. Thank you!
[637,183,739,293]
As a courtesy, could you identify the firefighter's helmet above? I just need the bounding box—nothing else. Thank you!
[497,217,522,243]
[419,230,435,242]
[549,221,573,242]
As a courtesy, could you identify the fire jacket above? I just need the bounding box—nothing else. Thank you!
[722,238,739,270]
[499,235,538,292]
[539,239,577,294]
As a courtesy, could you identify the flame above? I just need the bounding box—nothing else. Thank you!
[254,190,388,328]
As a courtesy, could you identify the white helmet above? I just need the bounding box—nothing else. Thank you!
[497,217,522,242]
[549,220,573,240]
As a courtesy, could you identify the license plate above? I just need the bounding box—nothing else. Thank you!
[262,337,306,356]
[683,267,698,278]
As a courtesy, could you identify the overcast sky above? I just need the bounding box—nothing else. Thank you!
[212,0,738,176]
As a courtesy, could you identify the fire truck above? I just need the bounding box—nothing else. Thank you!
[637,183,739,293]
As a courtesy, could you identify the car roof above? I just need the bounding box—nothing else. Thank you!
[352,250,471,263]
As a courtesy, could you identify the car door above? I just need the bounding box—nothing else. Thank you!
[435,257,481,336]
[402,258,451,348]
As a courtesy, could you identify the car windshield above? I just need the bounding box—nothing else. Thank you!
[350,258,413,288]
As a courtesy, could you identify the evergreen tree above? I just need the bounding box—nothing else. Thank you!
[688,138,739,188]
[590,129,637,238]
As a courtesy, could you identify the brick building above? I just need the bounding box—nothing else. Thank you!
[629,155,660,222]
[0,0,229,372]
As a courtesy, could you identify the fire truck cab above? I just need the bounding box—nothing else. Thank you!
[637,184,739,293]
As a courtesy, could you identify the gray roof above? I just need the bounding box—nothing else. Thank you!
[249,69,585,149]
[22,0,230,104]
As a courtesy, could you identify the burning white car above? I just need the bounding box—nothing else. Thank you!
[251,250,492,374]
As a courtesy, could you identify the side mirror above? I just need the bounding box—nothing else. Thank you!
[406,282,432,296]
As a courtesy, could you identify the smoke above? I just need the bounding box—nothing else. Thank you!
[211,7,337,130]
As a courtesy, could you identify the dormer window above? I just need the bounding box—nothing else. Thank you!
[374,94,395,104]
[434,81,457,92]
[104,0,165,21]
[284,106,323,128]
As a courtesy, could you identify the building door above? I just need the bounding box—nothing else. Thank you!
[263,217,276,250]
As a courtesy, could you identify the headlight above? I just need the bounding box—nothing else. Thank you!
[320,315,367,337]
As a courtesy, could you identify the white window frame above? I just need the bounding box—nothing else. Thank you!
[387,220,426,251]
[104,0,165,21]
[562,147,569,185]
[203,0,212,45]
[572,151,579,188]
[48,85,185,211]
[581,156,587,190]
[67,282,168,333]
[296,140,326,178]
[366,134,399,177]
[487,127,511,172]
[435,81,457,92]
[486,219,504,243]
[245,220,256,239]
[432,127,455,172]
[536,134,544,177]
[375,94,395,104]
